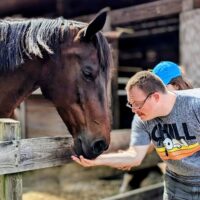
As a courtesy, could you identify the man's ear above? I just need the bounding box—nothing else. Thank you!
[153,92,160,102]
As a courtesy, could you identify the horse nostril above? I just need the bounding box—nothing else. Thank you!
[92,139,108,155]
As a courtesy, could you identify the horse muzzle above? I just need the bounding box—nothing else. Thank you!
[73,136,109,159]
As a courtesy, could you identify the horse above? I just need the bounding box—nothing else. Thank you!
[0,9,112,159]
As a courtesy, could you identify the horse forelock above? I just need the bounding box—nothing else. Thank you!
[0,18,85,72]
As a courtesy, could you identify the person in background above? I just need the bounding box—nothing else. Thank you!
[152,61,192,91]
[72,61,196,200]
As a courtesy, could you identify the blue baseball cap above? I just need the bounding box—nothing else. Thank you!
[152,61,181,85]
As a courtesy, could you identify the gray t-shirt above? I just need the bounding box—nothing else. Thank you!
[131,88,200,185]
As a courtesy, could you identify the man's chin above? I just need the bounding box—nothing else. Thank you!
[139,116,147,121]
[138,114,150,121]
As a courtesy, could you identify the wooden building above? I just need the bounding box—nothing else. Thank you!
[1,0,200,137]
[3,1,200,196]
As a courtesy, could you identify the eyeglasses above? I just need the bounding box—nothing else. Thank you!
[126,92,154,110]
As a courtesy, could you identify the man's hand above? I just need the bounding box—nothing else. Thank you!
[72,154,132,170]
[71,155,97,167]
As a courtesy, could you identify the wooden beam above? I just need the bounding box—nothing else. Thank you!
[194,0,200,8]
[0,132,127,175]
[103,31,122,41]
[110,38,120,129]
[106,129,130,152]
[0,128,161,175]
[111,0,182,25]
[0,0,53,15]
[74,0,197,26]
[118,66,143,73]
[102,182,163,200]
[0,136,73,175]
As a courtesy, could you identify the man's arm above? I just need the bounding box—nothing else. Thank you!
[71,144,149,171]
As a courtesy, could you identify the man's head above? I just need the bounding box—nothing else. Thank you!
[126,71,167,121]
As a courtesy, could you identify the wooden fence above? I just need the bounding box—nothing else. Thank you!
[0,118,73,200]
[0,119,162,200]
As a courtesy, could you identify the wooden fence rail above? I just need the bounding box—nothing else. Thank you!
[0,136,73,175]
[0,118,74,200]
[0,120,73,175]
[102,182,163,200]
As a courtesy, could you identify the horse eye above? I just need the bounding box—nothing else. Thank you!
[82,66,94,81]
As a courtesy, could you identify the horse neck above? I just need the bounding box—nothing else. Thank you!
[0,59,43,117]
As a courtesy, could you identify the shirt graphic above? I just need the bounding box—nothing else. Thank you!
[151,122,200,160]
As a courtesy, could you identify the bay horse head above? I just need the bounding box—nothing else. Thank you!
[0,8,112,159]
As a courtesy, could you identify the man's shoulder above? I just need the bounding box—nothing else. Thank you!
[175,88,200,98]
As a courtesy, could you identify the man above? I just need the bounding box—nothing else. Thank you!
[73,70,200,199]
[125,71,200,199]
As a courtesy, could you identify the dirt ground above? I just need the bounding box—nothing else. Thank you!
[22,163,122,200]
[22,162,163,200]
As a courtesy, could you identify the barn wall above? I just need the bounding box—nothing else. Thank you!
[180,9,200,87]
[24,95,69,138]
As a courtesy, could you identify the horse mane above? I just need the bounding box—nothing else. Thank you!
[0,17,81,71]
[95,32,112,82]
[0,17,111,77]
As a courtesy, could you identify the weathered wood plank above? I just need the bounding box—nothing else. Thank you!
[25,96,69,138]
[180,8,200,87]
[194,0,200,8]
[102,182,163,200]
[0,136,73,175]
[106,129,130,152]
[0,128,161,175]
[74,0,196,25]
[111,0,183,25]
[0,119,22,200]
[0,0,52,15]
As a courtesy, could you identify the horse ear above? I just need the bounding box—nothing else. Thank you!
[83,7,110,40]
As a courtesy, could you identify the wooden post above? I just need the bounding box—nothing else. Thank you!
[180,7,200,87]
[0,119,22,200]
[105,32,122,129]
